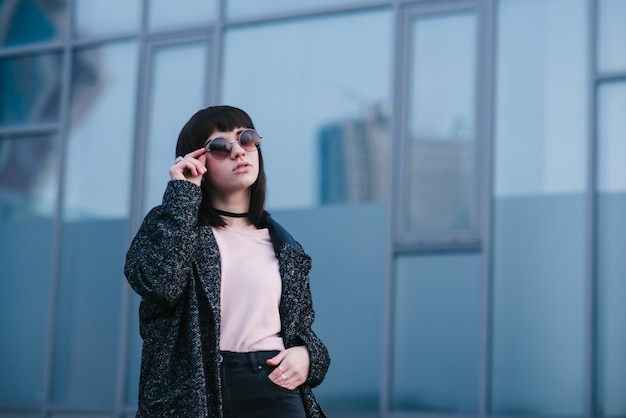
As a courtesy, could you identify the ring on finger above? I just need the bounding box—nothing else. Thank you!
[281,373,287,381]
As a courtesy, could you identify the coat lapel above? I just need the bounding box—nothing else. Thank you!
[195,225,222,321]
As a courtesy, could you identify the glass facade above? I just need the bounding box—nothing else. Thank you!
[1,1,625,417]
[491,0,589,414]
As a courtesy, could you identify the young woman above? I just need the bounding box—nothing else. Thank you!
[124,106,330,417]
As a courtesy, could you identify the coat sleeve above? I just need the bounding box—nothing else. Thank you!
[124,180,202,307]
[297,274,330,388]
[281,245,329,388]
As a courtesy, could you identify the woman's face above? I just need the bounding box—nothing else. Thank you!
[203,127,260,197]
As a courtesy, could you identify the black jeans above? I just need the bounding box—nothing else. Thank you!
[220,350,307,418]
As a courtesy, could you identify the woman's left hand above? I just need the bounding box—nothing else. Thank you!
[266,346,310,390]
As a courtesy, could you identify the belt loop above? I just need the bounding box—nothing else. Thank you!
[248,352,262,374]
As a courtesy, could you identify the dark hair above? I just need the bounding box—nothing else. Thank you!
[175,106,267,227]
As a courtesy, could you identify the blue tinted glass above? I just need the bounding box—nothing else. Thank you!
[402,11,478,241]
[392,253,481,412]
[596,82,626,416]
[494,0,588,197]
[143,42,208,213]
[597,0,626,73]
[1,0,66,46]
[52,221,126,406]
[222,10,391,210]
[597,82,626,193]
[0,53,62,126]
[52,42,138,405]
[73,0,140,37]
[274,204,386,412]
[148,0,217,30]
[491,196,586,414]
[0,135,59,403]
[492,1,588,413]
[63,42,138,220]
[226,0,380,20]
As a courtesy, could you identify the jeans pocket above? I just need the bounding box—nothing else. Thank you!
[260,367,299,394]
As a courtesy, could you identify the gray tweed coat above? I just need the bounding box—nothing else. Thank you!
[125,180,330,417]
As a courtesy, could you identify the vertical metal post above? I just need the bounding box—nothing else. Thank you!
[586,1,599,418]
[379,1,406,416]
[40,0,75,415]
[478,0,495,416]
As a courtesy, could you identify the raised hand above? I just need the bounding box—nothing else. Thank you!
[169,148,207,186]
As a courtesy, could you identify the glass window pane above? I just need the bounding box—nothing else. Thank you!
[63,43,138,220]
[143,42,208,213]
[0,135,59,404]
[494,0,588,198]
[596,82,626,416]
[401,11,478,241]
[597,82,626,193]
[148,0,217,30]
[491,0,588,414]
[597,0,626,73]
[1,0,66,47]
[0,53,62,126]
[222,10,391,210]
[392,253,481,413]
[52,41,138,405]
[226,0,381,20]
[73,0,140,37]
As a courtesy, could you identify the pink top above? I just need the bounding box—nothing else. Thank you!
[212,226,285,352]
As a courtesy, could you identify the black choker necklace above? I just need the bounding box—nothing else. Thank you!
[213,208,249,218]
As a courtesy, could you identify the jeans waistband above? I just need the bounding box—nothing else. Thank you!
[220,350,280,374]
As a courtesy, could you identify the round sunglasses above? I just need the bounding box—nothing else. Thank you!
[205,129,262,160]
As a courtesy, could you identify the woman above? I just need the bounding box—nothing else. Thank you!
[124,106,330,417]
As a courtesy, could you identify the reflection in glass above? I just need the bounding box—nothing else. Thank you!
[392,253,481,413]
[63,42,138,220]
[73,0,140,37]
[0,135,60,219]
[403,12,477,238]
[0,53,62,126]
[222,10,391,209]
[0,135,58,403]
[0,0,66,46]
[597,82,626,193]
[148,0,217,30]
[52,42,138,405]
[319,104,390,204]
[226,0,380,20]
[143,42,208,213]
[596,82,626,416]
[491,0,588,414]
[597,0,626,73]
[494,1,588,197]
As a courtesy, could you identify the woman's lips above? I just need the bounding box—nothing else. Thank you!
[233,162,251,173]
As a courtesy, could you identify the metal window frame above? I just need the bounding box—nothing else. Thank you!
[393,0,488,254]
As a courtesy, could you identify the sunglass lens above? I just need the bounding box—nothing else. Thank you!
[239,130,261,151]
[207,137,230,159]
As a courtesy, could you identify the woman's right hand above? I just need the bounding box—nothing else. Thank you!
[169,148,207,186]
